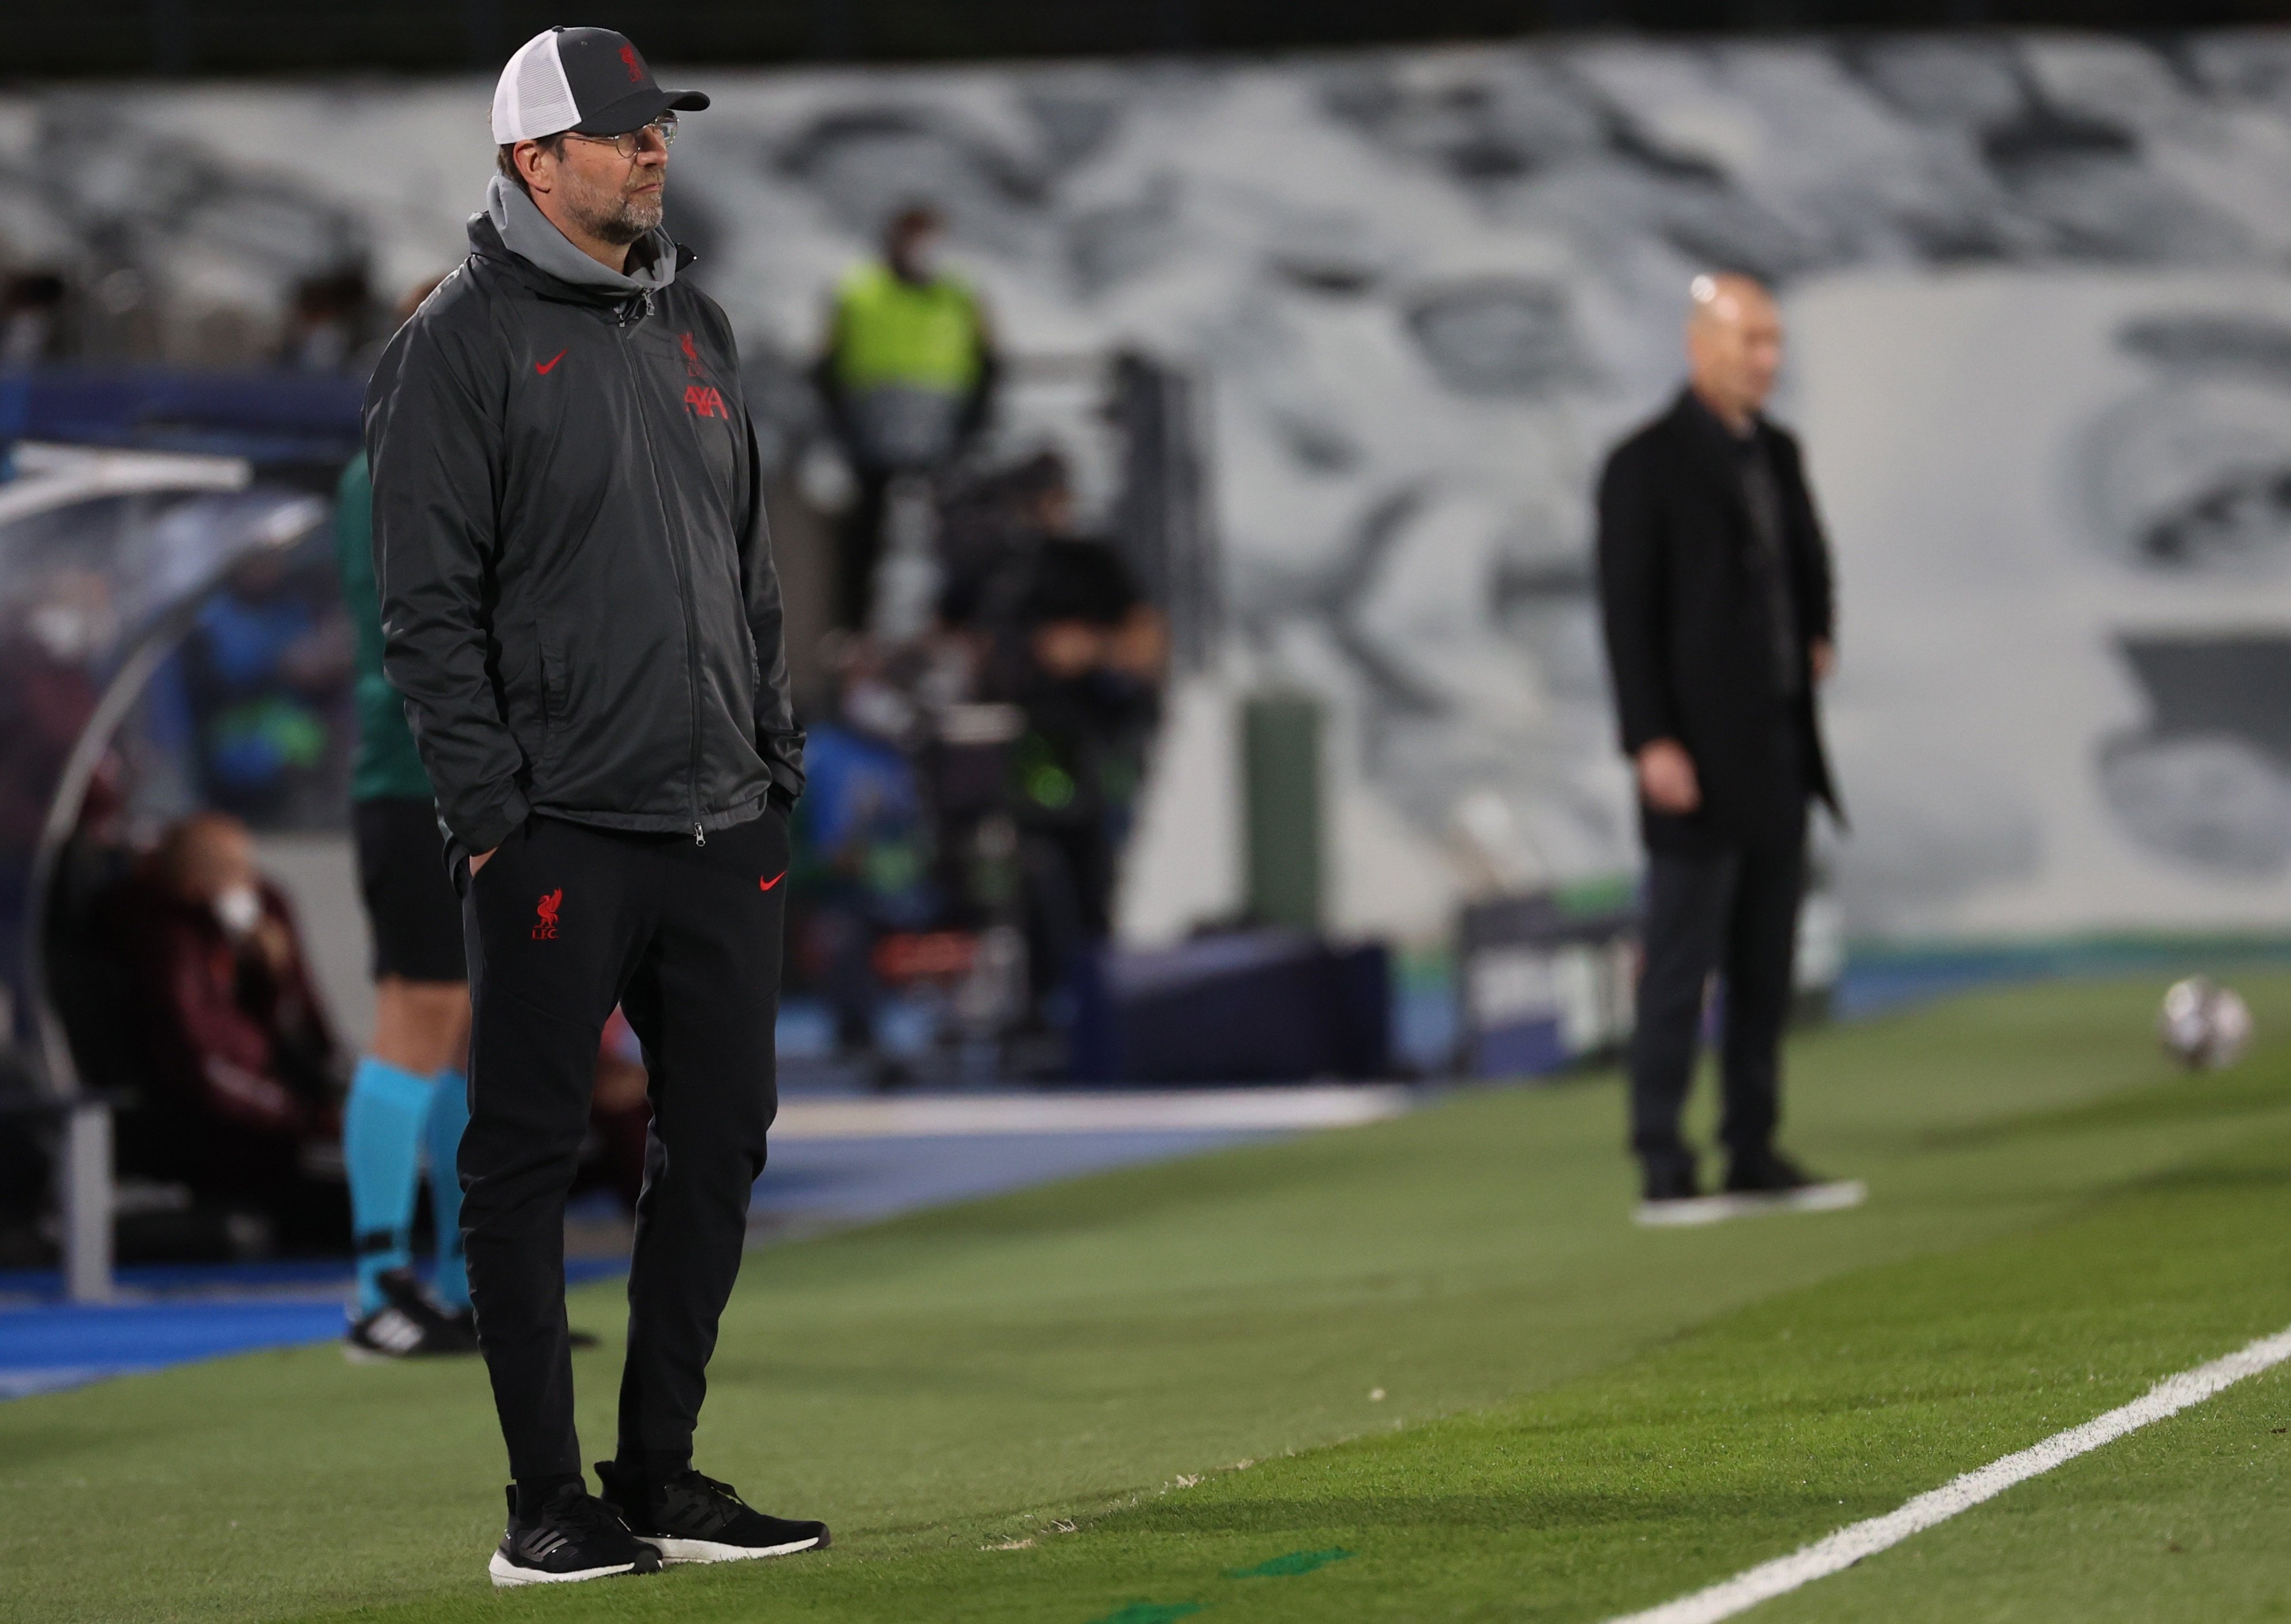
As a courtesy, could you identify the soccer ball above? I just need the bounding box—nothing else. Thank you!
[2157,978,2253,1071]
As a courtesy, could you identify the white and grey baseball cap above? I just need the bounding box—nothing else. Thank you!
[491,27,709,144]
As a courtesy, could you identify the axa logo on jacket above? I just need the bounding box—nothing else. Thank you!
[678,330,724,417]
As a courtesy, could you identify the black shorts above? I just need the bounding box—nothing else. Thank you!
[353,795,468,984]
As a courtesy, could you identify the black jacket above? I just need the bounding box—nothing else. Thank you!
[1596,389,1840,852]
[365,204,801,861]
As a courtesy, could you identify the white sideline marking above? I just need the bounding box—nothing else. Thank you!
[772,1085,1411,1141]
[1605,1324,2291,1624]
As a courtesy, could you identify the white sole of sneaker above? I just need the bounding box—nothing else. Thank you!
[487,1551,642,1587]
[342,1341,475,1365]
[1635,1179,1867,1228]
[637,1533,825,1564]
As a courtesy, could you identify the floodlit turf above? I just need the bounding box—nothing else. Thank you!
[5,973,2291,1623]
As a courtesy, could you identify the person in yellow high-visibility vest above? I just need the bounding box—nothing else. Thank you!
[815,203,998,632]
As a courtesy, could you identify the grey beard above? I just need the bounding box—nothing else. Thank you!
[580,191,663,247]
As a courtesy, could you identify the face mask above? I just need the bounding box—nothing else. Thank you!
[902,239,942,283]
[213,883,262,938]
[28,604,97,661]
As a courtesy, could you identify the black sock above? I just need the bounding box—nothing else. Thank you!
[515,1473,583,1520]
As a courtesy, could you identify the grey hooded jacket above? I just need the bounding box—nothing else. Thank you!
[365,179,802,861]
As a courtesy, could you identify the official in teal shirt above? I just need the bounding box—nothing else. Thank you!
[338,453,436,805]
[335,451,478,1355]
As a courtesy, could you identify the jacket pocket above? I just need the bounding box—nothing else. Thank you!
[537,633,570,773]
[497,629,546,769]
[539,637,567,722]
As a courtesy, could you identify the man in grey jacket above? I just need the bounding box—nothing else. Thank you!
[365,27,826,1587]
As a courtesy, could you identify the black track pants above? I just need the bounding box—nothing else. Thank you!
[1627,827,1805,1177]
[457,810,788,1482]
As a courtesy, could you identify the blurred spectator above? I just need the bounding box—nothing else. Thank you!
[968,490,1165,1025]
[814,203,999,631]
[0,575,105,849]
[43,758,140,1105]
[0,271,71,368]
[790,644,938,1080]
[112,811,345,1249]
[282,267,375,374]
[9,764,129,1266]
[937,450,1073,633]
[0,576,106,1030]
[181,549,353,828]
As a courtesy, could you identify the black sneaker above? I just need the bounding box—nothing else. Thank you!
[488,1483,663,1588]
[1724,1149,1818,1194]
[345,1269,478,1363]
[597,1461,830,1565]
[1722,1151,1868,1216]
[1640,1159,1700,1204]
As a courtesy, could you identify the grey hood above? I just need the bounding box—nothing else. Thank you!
[483,175,679,297]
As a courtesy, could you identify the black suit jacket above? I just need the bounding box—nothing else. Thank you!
[1595,388,1842,853]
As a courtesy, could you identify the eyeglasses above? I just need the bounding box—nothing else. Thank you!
[564,115,677,161]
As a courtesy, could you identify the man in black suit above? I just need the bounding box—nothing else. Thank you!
[1595,273,1844,1210]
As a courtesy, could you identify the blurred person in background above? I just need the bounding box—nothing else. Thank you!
[0,271,72,368]
[334,286,481,1359]
[814,203,999,632]
[36,760,135,1257]
[367,26,822,1585]
[935,450,1073,633]
[0,575,106,1025]
[1595,272,1845,1215]
[787,641,936,1084]
[282,267,376,374]
[964,473,1165,1033]
[114,811,345,1251]
[182,548,353,828]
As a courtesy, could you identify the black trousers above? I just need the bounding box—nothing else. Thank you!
[1018,821,1114,1007]
[1627,819,1805,1176]
[458,810,788,1483]
[835,469,892,633]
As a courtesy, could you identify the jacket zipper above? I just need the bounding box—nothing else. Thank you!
[614,297,707,845]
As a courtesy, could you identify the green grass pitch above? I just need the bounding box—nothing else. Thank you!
[7,971,2291,1623]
